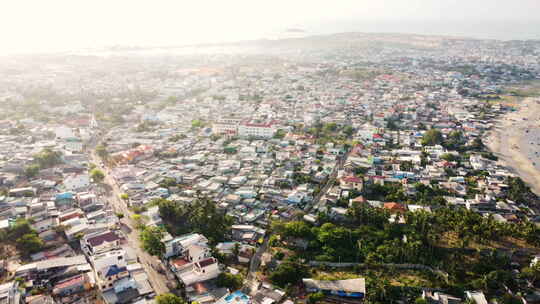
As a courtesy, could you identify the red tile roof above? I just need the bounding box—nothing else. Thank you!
[383,202,407,213]
[351,196,366,203]
[54,274,84,290]
[59,212,83,222]
[196,257,216,268]
[171,258,190,268]
[342,176,363,184]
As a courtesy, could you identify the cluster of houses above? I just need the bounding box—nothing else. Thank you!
[155,226,277,304]
[0,35,539,303]
[0,120,158,303]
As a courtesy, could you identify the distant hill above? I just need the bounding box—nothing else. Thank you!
[95,31,492,57]
[226,32,473,53]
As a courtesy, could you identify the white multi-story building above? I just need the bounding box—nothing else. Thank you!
[238,120,277,138]
[213,117,278,138]
[164,233,209,259]
[212,117,242,135]
[55,125,75,140]
[91,249,127,270]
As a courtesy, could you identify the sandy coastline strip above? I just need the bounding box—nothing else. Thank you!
[486,97,540,195]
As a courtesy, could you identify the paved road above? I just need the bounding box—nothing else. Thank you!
[244,234,270,295]
[305,150,350,213]
[89,142,170,295]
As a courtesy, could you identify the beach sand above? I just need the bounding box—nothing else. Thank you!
[486,97,540,195]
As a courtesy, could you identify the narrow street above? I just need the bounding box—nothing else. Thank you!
[306,150,350,213]
[89,145,170,295]
[244,234,270,295]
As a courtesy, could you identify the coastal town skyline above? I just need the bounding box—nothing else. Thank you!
[1,0,540,54]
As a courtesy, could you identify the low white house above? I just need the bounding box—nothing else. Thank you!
[55,125,75,140]
[164,233,209,259]
[31,217,59,233]
[63,173,90,191]
[176,257,220,286]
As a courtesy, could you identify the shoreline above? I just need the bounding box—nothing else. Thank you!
[486,97,540,195]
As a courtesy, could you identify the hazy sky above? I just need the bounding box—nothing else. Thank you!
[1,0,539,54]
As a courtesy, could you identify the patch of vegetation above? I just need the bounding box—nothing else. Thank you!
[421,129,443,146]
[0,219,44,258]
[139,226,165,257]
[90,168,105,183]
[155,293,186,304]
[269,259,309,288]
[191,119,205,129]
[155,197,233,244]
[269,205,540,300]
[216,272,244,290]
[134,120,159,132]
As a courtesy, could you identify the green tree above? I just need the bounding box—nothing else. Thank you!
[347,204,390,229]
[444,130,465,150]
[506,177,533,203]
[120,193,129,200]
[308,291,325,304]
[24,164,40,178]
[274,129,287,139]
[269,260,309,288]
[140,226,165,257]
[216,272,244,290]
[191,119,204,128]
[521,263,540,285]
[440,153,458,162]
[169,134,187,142]
[95,144,108,159]
[132,214,144,228]
[232,243,240,257]
[9,219,34,240]
[343,126,354,137]
[155,293,186,304]
[386,119,399,130]
[158,177,177,188]
[499,293,522,304]
[90,168,105,183]
[16,233,44,254]
[323,122,338,133]
[414,298,428,304]
[157,197,233,243]
[33,148,62,168]
[280,221,313,238]
[470,137,484,150]
[421,129,443,146]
